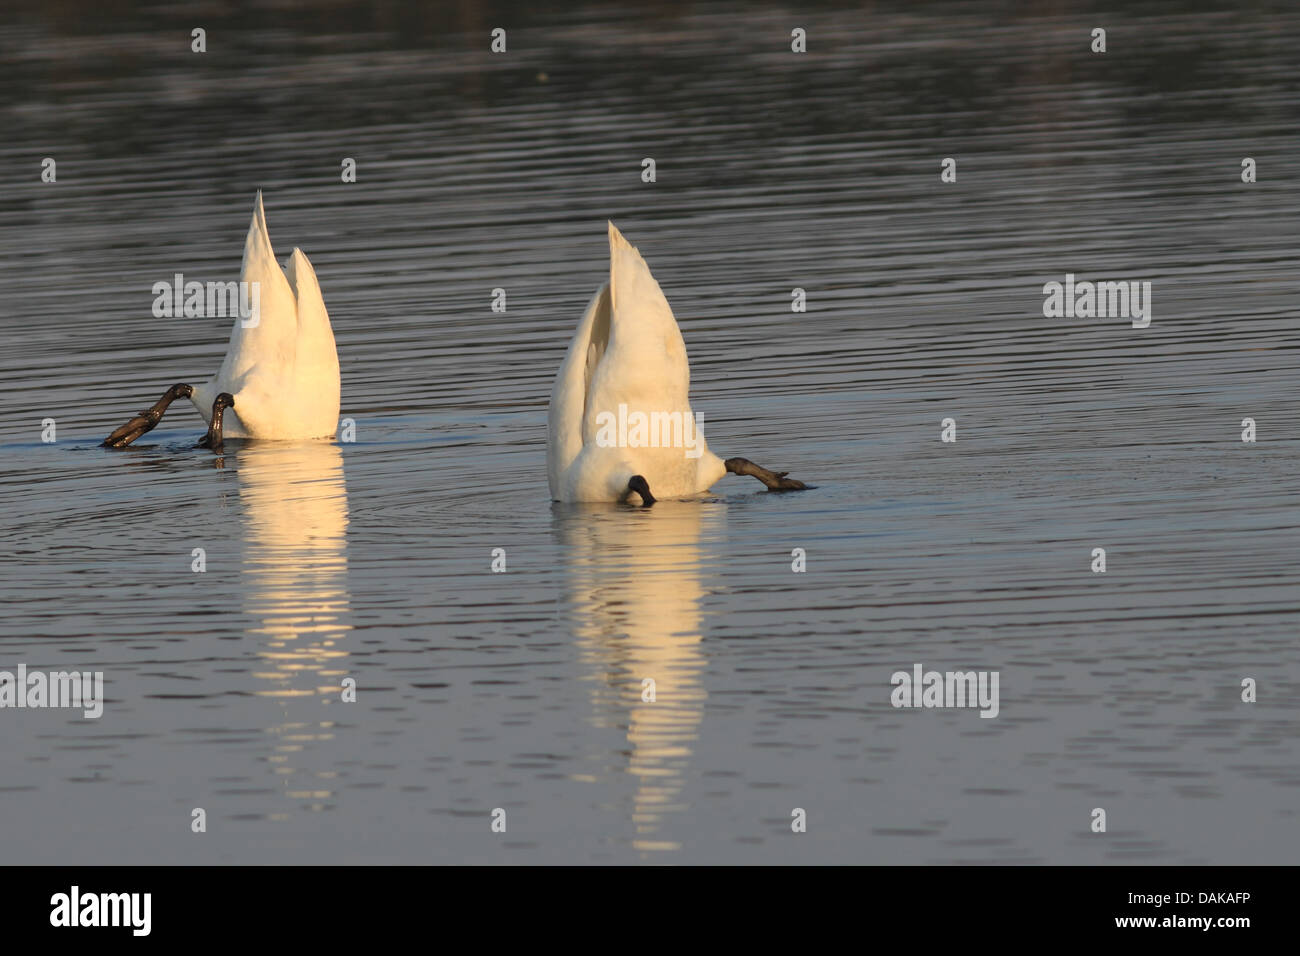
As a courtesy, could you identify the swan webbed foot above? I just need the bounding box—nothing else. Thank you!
[101,384,193,448]
[625,475,656,507]
[724,457,808,491]
[196,393,235,453]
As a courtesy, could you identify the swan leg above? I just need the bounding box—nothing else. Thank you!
[101,384,194,448]
[724,457,807,491]
[196,393,235,453]
[624,474,656,507]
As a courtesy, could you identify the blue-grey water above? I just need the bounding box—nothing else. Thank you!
[1,1,1298,864]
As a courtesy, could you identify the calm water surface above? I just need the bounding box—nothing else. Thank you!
[1,1,1298,863]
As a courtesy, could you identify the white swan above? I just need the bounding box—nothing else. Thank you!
[547,223,806,504]
[102,191,340,451]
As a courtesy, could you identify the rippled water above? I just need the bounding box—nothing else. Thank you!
[1,1,1298,864]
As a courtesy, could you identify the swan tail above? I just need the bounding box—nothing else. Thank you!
[604,222,690,391]
[214,192,299,391]
[606,221,670,322]
[237,191,297,338]
[285,247,335,343]
[286,247,342,427]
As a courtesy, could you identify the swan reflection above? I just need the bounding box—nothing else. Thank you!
[558,500,722,852]
[237,441,350,816]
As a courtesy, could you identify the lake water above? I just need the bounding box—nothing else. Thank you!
[1,1,1297,864]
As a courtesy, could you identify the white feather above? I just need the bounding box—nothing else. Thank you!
[548,223,726,502]
[191,191,341,440]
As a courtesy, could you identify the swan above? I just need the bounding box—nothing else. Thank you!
[102,191,340,451]
[547,222,807,504]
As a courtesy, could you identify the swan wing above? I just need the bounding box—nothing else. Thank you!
[548,281,612,498]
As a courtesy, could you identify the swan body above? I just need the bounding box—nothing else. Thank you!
[548,223,727,503]
[192,192,340,439]
[101,191,339,451]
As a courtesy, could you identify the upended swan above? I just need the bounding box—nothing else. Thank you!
[547,223,807,504]
[102,191,340,451]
